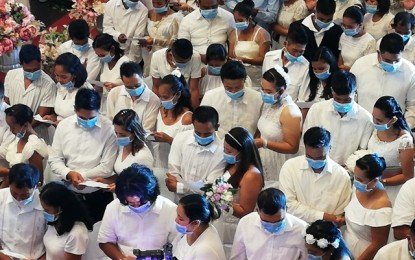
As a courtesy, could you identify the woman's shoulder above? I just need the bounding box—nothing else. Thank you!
[240,166,263,183]
[369,190,392,210]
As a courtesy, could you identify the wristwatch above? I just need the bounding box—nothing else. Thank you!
[381,179,387,185]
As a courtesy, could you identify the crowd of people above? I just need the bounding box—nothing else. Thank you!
[2,0,415,258]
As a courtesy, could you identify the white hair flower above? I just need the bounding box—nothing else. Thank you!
[316,238,329,249]
[331,238,340,249]
[273,65,291,85]
[171,69,182,78]
[305,234,339,249]
[305,234,316,245]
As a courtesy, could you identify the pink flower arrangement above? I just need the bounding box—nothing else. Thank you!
[38,26,69,66]
[201,177,238,211]
[0,0,41,55]
[69,0,106,27]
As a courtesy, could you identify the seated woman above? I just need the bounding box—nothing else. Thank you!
[0,104,48,187]
[153,73,193,168]
[40,182,93,260]
[363,0,394,41]
[305,220,352,260]
[43,53,92,124]
[173,194,226,260]
[344,153,392,259]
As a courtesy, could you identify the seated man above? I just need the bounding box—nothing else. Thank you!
[107,61,160,132]
[58,19,101,81]
[166,106,226,199]
[280,127,352,224]
[392,178,415,240]
[98,164,178,259]
[0,163,46,259]
[230,188,307,259]
[48,88,117,223]
[201,60,262,138]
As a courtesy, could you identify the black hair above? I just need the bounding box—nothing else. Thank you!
[19,44,41,64]
[343,5,365,24]
[233,0,255,19]
[263,67,288,90]
[331,70,357,95]
[374,96,411,133]
[287,23,309,45]
[316,0,336,15]
[374,0,390,16]
[308,46,339,101]
[393,12,415,29]
[220,60,247,81]
[179,194,221,225]
[355,153,386,180]
[206,43,227,63]
[160,74,193,118]
[171,39,193,60]
[120,61,143,78]
[225,127,264,188]
[40,182,93,235]
[74,88,101,111]
[306,220,352,259]
[0,81,4,99]
[68,19,90,40]
[113,109,146,156]
[115,164,160,205]
[5,104,33,125]
[9,163,39,189]
[303,127,331,148]
[93,33,124,60]
[55,52,88,88]
[192,106,219,126]
[379,33,404,54]
[411,219,415,234]
[257,188,286,215]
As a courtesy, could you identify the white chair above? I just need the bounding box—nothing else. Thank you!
[84,221,110,260]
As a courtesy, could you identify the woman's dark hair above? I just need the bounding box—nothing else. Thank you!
[93,33,124,60]
[160,74,192,119]
[113,109,146,156]
[257,188,286,215]
[9,163,39,189]
[308,46,339,101]
[306,220,352,260]
[356,153,386,180]
[343,5,365,24]
[393,11,415,29]
[55,53,88,88]
[233,0,255,20]
[374,96,411,133]
[179,194,221,225]
[115,164,160,205]
[5,104,33,125]
[225,127,264,188]
[263,67,288,90]
[206,44,227,63]
[40,182,93,235]
[372,0,390,16]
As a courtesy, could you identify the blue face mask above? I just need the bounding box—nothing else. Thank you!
[261,91,279,104]
[343,27,359,37]
[73,43,90,52]
[200,8,218,20]
[117,136,133,146]
[125,84,145,97]
[400,33,411,42]
[373,119,392,131]
[128,201,151,214]
[77,116,97,129]
[308,255,323,260]
[226,89,245,100]
[333,100,353,113]
[59,81,75,90]
[207,65,221,76]
[381,60,401,73]
[193,132,215,146]
[16,126,26,139]
[224,152,239,164]
[261,219,286,234]
[154,6,168,13]
[43,211,59,223]
[314,69,331,80]
[175,222,193,235]
[24,70,41,81]
[315,18,331,29]
[306,157,326,170]
[235,21,249,31]
[13,190,35,207]
[284,50,303,63]
[366,4,377,14]
[353,178,384,192]
[161,95,177,110]
[124,0,138,8]
[100,54,114,64]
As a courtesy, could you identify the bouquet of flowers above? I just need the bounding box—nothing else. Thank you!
[69,0,106,27]
[0,0,42,55]
[201,177,238,211]
[38,26,69,66]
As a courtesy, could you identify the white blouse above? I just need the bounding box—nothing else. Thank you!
[54,82,93,121]
[363,13,394,41]
[339,32,376,67]
[113,145,154,174]
[5,135,48,167]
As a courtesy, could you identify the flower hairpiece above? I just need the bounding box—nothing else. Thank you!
[305,234,339,249]
[171,69,182,78]
[273,65,291,85]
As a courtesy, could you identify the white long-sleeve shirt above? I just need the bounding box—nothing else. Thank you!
[279,155,352,223]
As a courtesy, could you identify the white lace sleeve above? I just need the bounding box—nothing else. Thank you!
[398,133,414,150]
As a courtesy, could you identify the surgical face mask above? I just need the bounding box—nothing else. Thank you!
[308,254,323,260]
[154,5,168,13]
[333,100,353,113]
[16,126,26,139]
[176,222,193,235]
[261,91,278,104]
[261,219,286,234]
[314,69,331,80]
[12,191,35,207]
[125,84,145,97]
[380,59,401,73]
[128,201,151,214]
[116,136,133,146]
[224,152,239,164]
[193,132,215,146]
[43,211,59,223]
[24,70,41,81]
[77,116,97,129]
[396,31,411,42]
[366,4,377,14]
[315,18,331,29]
[124,0,138,8]
[73,43,90,52]
[353,178,384,192]
[284,49,303,63]
[343,27,359,37]
[207,65,221,75]
[59,81,75,90]
[235,21,249,31]
[200,8,218,20]
[226,89,245,100]
[100,54,114,63]
[161,94,178,110]
[306,157,326,170]
[373,118,393,131]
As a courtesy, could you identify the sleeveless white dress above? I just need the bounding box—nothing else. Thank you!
[6,135,48,167]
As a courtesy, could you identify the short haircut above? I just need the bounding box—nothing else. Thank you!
[68,19,90,40]
[331,70,357,95]
[55,53,88,88]
[171,39,193,60]
[303,127,331,148]
[355,154,386,180]
[179,194,221,224]
[377,0,391,16]
[115,164,160,205]
[120,61,142,78]
[257,188,286,215]
[287,23,309,45]
[343,5,365,24]
[394,12,415,29]
[411,219,415,234]
[19,44,41,64]
[220,60,247,81]
[5,104,34,125]
[379,33,404,54]
[206,43,227,63]
[9,163,39,189]
[316,0,336,15]
[192,105,219,126]
[74,88,101,111]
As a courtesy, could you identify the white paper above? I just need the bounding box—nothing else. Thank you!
[0,249,27,259]
[174,174,204,193]
[79,180,109,189]
[33,114,54,124]
[87,80,105,88]
[296,101,317,109]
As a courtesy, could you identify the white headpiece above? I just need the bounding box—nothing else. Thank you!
[171,68,182,78]
[273,65,291,86]
[305,234,340,249]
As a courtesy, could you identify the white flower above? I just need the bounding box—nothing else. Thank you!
[316,238,329,249]
[171,68,182,78]
[331,239,340,249]
[305,234,316,245]
[206,191,213,197]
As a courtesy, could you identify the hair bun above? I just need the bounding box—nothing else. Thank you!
[171,68,182,78]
